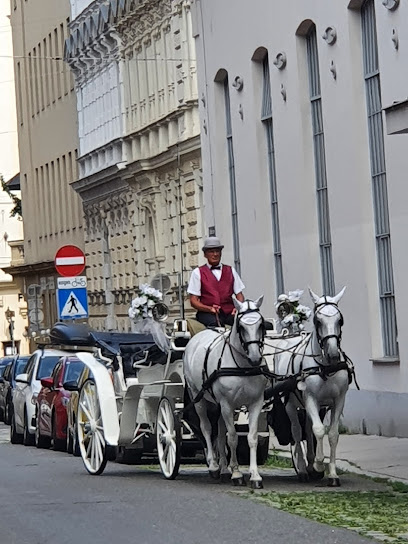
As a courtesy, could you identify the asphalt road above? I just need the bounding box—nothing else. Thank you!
[0,423,371,544]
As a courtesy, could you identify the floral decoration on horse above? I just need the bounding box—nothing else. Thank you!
[128,283,163,322]
[275,289,312,333]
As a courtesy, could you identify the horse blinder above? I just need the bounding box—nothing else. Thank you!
[236,309,265,354]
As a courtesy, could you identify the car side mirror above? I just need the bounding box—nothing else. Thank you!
[62,380,79,392]
[40,377,54,389]
[15,373,29,384]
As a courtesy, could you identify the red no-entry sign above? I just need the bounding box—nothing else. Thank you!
[55,245,86,277]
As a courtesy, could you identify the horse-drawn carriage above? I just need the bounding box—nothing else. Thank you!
[48,287,356,488]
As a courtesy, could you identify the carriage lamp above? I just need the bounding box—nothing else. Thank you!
[5,307,16,354]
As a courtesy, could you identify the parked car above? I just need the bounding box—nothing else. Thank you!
[0,360,13,422]
[35,356,85,450]
[0,355,30,424]
[11,348,67,445]
[65,363,93,455]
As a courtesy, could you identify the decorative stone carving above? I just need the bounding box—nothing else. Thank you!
[382,0,399,10]
[322,27,337,45]
[273,52,287,70]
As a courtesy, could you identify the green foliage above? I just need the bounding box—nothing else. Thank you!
[0,175,22,219]
[252,490,408,542]
[265,452,294,470]
[391,481,408,494]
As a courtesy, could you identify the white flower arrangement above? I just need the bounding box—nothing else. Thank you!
[128,283,163,321]
[275,289,312,330]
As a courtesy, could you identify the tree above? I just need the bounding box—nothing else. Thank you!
[0,174,22,219]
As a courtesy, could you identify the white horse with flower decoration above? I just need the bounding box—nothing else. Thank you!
[268,287,353,486]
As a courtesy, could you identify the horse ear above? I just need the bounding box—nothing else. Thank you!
[332,286,346,305]
[233,296,243,312]
[308,287,320,305]
[253,295,264,309]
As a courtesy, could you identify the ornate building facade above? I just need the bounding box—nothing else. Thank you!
[66,0,203,331]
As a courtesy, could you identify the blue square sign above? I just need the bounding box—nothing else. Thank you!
[57,288,88,320]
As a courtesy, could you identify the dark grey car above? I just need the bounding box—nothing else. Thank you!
[0,355,30,425]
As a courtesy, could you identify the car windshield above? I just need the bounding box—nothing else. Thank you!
[63,360,85,384]
[36,356,61,379]
[14,357,30,377]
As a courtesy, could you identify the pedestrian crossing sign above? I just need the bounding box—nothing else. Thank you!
[57,288,88,320]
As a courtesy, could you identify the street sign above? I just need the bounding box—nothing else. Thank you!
[55,245,86,277]
[57,276,87,290]
[57,288,88,320]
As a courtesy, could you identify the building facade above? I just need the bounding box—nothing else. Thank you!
[66,0,203,331]
[192,0,408,436]
[0,2,29,355]
[9,0,85,337]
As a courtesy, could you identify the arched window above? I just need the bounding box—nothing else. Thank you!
[306,24,335,296]
[215,69,241,273]
[361,0,398,357]
[257,51,284,295]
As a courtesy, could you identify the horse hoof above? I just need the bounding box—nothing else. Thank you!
[298,473,309,483]
[220,472,231,483]
[209,469,220,480]
[250,480,263,490]
[232,477,246,487]
[328,477,341,487]
[308,468,325,481]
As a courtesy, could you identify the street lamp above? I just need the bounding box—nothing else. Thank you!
[5,307,15,355]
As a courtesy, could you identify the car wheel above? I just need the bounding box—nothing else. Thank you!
[4,402,11,426]
[66,427,73,454]
[10,412,23,444]
[35,414,51,449]
[52,412,66,452]
[23,409,35,446]
[73,423,80,457]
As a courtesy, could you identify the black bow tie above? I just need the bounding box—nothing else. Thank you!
[211,265,221,270]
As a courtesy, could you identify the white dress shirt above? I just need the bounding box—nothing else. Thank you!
[187,263,245,297]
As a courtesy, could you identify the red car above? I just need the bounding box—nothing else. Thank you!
[35,356,85,450]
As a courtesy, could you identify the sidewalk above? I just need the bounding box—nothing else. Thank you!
[270,433,408,483]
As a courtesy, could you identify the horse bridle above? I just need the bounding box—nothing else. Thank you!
[313,299,344,349]
[235,307,266,354]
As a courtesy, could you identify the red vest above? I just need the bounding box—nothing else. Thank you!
[199,265,235,314]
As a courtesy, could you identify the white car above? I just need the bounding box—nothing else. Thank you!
[11,348,67,445]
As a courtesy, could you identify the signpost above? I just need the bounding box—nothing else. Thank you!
[57,277,88,320]
[55,245,86,277]
[55,246,88,321]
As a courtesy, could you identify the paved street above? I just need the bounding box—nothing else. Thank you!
[0,424,373,544]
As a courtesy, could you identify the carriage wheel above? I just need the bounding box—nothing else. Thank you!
[156,397,181,480]
[290,440,308,475]
[77,380,108,475]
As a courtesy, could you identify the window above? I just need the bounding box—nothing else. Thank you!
[17,62,23,125]
[261,55,284,295]
[361,0,398,357]
[223,75,241,274]
[306,26,335,296]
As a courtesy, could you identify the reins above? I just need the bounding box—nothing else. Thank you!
[189,300,359,408]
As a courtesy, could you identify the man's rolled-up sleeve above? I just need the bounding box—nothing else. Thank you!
[187,268,201,296]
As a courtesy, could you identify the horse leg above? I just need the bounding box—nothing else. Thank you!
[194,400,220,477]
[247,398,264,489]
[219,400,244,485]
[217,416,230,482]
[286,400,308,481]
[304,394,325,476]
[327,395,346,487]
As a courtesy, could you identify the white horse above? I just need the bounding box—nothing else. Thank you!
[271,287,349,486]
[184,297,267,488]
